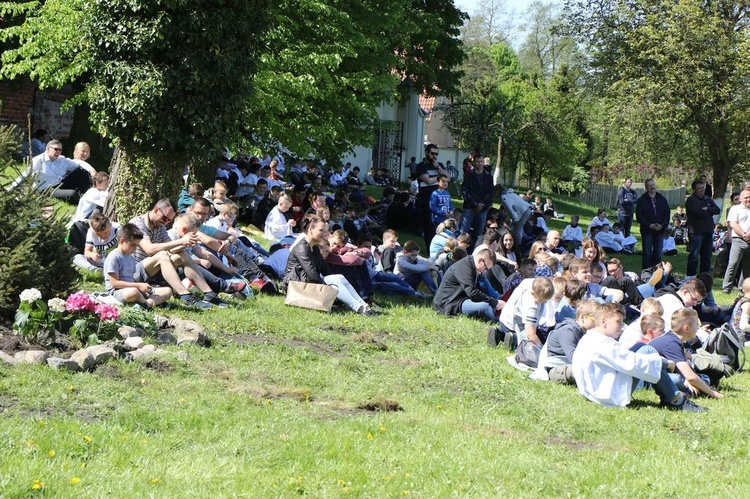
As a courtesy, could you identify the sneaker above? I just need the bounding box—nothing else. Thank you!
[665,398,707,412]
[648,267,664,287]
[204,292,229,308]
[504,331,517,351]
[223,280,246,294]
[487,326,502,348]
[180,294,213,309]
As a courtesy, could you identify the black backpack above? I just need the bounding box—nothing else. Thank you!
[705,323,745,374]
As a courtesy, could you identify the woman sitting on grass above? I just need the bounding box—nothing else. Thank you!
[282,215,374,315]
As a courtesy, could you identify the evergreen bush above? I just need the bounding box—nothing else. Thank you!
[0,125,78,318]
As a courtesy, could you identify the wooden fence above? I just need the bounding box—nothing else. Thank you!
[579,183,687,210]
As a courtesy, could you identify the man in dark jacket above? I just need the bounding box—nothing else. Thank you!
[685,179,721,276]
[460,151,493,248]
[433,249,503,321]
[636,179,671,269]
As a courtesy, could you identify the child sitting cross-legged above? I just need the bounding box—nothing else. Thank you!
[103,224,172,308]
[531,299,599,383]
[73,212,120,273]
[394,240,440,295]
[572,302,706,411]
[494,276,555,350]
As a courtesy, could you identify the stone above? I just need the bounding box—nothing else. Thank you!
[153,315,170,329]
[14,350,49,364]
[46,357,80,372]
[118,325,139,338]
[177,351,190,361]
[156,331,177,345]
[134,327,147,337]
[86,345,116,366]
[127,344,157,361]
[0,351,19,366]
[123,336,146,350]
[71,349,95,371]
[176,330,208,347]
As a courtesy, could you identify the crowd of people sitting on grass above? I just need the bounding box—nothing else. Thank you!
[15,139,750,412]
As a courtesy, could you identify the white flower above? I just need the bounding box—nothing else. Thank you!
[47,298,66,313]
[19,288,42,303]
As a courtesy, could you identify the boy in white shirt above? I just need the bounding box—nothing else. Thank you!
[572,302,705,411]
[562,215,583,250]
[73,212,120,272]
[498,277,554,349]
[74,171,109,221]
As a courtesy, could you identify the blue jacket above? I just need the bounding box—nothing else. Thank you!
[429,188,453,225]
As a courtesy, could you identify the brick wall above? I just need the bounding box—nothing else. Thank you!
[0,78,75,138]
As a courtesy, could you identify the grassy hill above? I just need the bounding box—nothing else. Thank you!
[1,188,746,497]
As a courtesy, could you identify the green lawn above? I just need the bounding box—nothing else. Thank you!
[1,188,746,497]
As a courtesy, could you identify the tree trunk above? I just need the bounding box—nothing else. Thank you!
[103,144,186,223]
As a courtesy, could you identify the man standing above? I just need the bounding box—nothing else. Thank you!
[406,156,418,179]
[636,179,670,269]
[460,151,493,247]
[617,177,638,237]
[722,189,750,293]
[415,143,448,249]
[686,179,720,276]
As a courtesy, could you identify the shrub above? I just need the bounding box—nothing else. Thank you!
[0,125,79,317]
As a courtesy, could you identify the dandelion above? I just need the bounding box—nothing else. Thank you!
[379,424,386,432]
[26,440,38,448]
[366,432,373,439]
[83,435,92,443]
[48,450,55,458]
[150,478,160,484]
[68,385,75,391]
[47,297,66,313]
[71,477,81,484]
[435,404,443,409]
[31,479,44,490]
[20,288,42,303]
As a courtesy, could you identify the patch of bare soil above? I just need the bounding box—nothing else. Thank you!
[0,329,78,357]
[350,332,388,351]
[232,334,347,358]
[141,358,174,373]
[357,397,403,412]
[240,385,312,402]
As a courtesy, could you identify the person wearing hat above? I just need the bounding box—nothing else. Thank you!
[459,150,493,250]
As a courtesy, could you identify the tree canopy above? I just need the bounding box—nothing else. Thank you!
[563,0,750,195]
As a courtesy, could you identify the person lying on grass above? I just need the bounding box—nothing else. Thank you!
[572,302,706,411]
[103,224,172,309]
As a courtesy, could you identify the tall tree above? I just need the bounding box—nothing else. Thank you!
[563,0,750,197]
[517,1,578,81]
[2,1,466,219]
[1,0,269,220]
[244,0,467,163]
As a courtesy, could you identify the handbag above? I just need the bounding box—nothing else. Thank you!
[284,281,338,312]
[515,339,542,368]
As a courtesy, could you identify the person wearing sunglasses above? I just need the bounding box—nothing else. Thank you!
[10,139,92,202]
[415,143,448,250]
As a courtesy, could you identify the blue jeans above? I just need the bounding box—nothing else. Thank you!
[372,272,417,296]
[478,274,500,299]
[404,272,437,293]
[460,300,496,322]
[459,209,488,248]
[629,345,681,404]
[618,211,633,238]
[641,231,664,269]
[687,232,713,276]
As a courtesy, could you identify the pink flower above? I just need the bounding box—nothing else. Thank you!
[95,303,120,322]
[65,291,96,313]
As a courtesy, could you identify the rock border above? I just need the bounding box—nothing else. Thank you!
[0,314,208,372]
